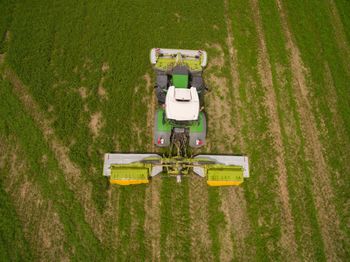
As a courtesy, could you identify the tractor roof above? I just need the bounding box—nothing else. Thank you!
[165,86,199,121]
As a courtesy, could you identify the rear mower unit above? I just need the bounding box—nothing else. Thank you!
[103,48,249,186]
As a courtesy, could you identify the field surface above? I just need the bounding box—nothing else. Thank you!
[1,0,350,261]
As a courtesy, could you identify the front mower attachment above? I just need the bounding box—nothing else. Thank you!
[150,48,207,72]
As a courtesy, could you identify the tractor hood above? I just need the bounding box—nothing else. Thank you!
[165,86,200,121]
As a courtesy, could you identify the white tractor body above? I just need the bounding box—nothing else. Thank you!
[165,86,200,121]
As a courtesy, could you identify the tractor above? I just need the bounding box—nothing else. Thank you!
[103,48,249,186]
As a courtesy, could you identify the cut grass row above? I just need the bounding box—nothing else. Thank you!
[258,0,327,260]
[286,1,350,258]
[116,186,148,261]
[160,178,191,261]
[283,0,350,258]
[227,0,285,260]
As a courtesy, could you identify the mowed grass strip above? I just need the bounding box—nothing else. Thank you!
[207,187,226,261]
[226,0,285,260]
[257,0,328,260]
[188,177,213,261]
[204,43,246,261]
[282,0,350,258]
[160,178,191,261]
[116,186,148,261]
[0,79,108,260]
[249,0,298,258]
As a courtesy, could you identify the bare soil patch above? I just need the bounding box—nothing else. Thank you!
[98,62,109,99]
[250,0,298,257]
[78,86,88,99]
[174,13,181,23]
[212,24,219,30]
[98,85,107,98]
[101,62,109,73]
[89,111,103,137]
[276,0,344,259]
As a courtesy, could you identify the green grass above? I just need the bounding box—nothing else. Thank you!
[116,186,148,261]
[207,187,226,261]
[0,0,349,260]
[0,169,34,262]
[227,0,284,260]
[160,178,191,261]
[0,78,108,260]
[258,0,327,260]
[0,0,14,53]
[283,0,350,258]
[334,0,350,44]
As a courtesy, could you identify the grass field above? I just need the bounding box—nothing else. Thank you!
[1,0,350,261]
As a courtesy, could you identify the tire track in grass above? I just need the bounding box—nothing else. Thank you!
[3,67,110,244]
[223,5,258,257]
[160,179,191,261]
[189,176,213,261]
[220,187,250,261]
[257,1,328,259]
[129,186,148,259]
[281,0,350,256]
[276,1,343,260]
[204,44,234,261]
[322,62,350,255]
[205,41,251,260]
[249,0,297,257]
[227,0,294,260]
[322,62,350,168]
[115,74,154,261]
[144,177,161,261]
[143,74,162,261]
[116,186,148,261]
[207,1,256,260]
